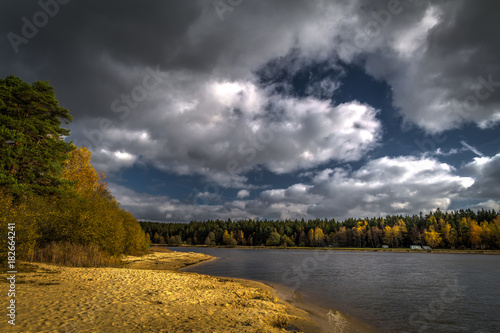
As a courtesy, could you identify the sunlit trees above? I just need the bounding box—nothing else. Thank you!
[383,225,394,247]
[236,229,246,245]
[62,146,110,199]
[442,222,457,248]
[424,225,442,248]
[314,227,325,247]
[0,76,149,264]
[141,209,500,250]
[490,216,500,248]
[223,230,237,247]
[353,221,367,247]
[469,220,482,249]
[266,229,281,246]
[280,234,295,247]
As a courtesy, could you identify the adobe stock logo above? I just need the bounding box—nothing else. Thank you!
[74,65,166,150]
[7,0,71,54]
[213,0,244,21]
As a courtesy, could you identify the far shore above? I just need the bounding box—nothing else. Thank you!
[156,244,500,255]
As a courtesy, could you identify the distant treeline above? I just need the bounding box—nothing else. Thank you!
[140,208,500,249]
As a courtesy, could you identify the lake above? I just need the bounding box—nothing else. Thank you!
[171,247,500,333]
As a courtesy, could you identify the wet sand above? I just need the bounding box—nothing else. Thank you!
[269,283,376,333]
[4,250,374,332]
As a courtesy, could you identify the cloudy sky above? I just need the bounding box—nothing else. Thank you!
[2,0,499,222]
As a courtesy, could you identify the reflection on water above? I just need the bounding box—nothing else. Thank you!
[174,247,500,333]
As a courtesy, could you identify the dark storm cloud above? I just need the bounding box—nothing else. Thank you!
[1,1,202,119]
[357,0,500,132]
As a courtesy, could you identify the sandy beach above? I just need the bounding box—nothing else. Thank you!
[3,250,376,333]
[4,251,322,332]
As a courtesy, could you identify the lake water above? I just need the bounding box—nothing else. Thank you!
[171,247,500,333]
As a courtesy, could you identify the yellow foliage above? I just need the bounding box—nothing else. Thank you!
[383,225,394,246]
[62,146,109,198]
[469,220,482,248]
[424,225,442,248]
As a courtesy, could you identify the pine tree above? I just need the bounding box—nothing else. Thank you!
[0,75,73,195]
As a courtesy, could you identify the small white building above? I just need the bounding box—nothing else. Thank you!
[410,245,422,250]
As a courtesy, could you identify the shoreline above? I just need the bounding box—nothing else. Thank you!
[270,283,377,333]
[179,249,377,333]
[10,251,325,332]
[162,244,500,255]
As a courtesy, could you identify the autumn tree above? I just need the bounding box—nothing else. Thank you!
[442,222,457,248]
[383,225,394,247]
[353,221,367,247]
[469,220,482,248]
[424,225,442,248]
[395,219,407,247]
[314,227,325,247]
[62,146,110,199]
[307,228,315,246]
[490,216,500,248]
[223,230,237,246]
[236,229,246,245]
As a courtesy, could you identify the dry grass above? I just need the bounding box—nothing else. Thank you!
[33,242,121,267]
[149,245,172,253]
[268,314,289,328]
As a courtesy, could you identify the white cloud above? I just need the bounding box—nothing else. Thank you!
[467,200,500,212]
[460,141,484,157]
[81,73,381,184]
[460,153,500,200]
[237,190,250,199]
[110,156,480,222]
[391,6,439,58]
[91,148,138,172]
[303,156,474,219]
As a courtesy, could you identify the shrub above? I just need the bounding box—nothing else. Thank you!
[33,242,121,267]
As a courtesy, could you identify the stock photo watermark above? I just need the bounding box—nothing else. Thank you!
[74,65,167,150]
[281,249,331,291]
[7,0,71,54]
[403,278,465,333]
[411,73,500,156]
[6,222,17,326]
[213,0,244,21]
[191,117,284,209]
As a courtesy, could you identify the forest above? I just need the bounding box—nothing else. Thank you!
[0,75,150,265]
[140,208,500,250]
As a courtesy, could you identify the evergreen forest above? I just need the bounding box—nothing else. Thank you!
[141,208,500,250]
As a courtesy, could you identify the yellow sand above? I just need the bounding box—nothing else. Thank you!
[4,251,322,333]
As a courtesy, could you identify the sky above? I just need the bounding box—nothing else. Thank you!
[1,0,499,222]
